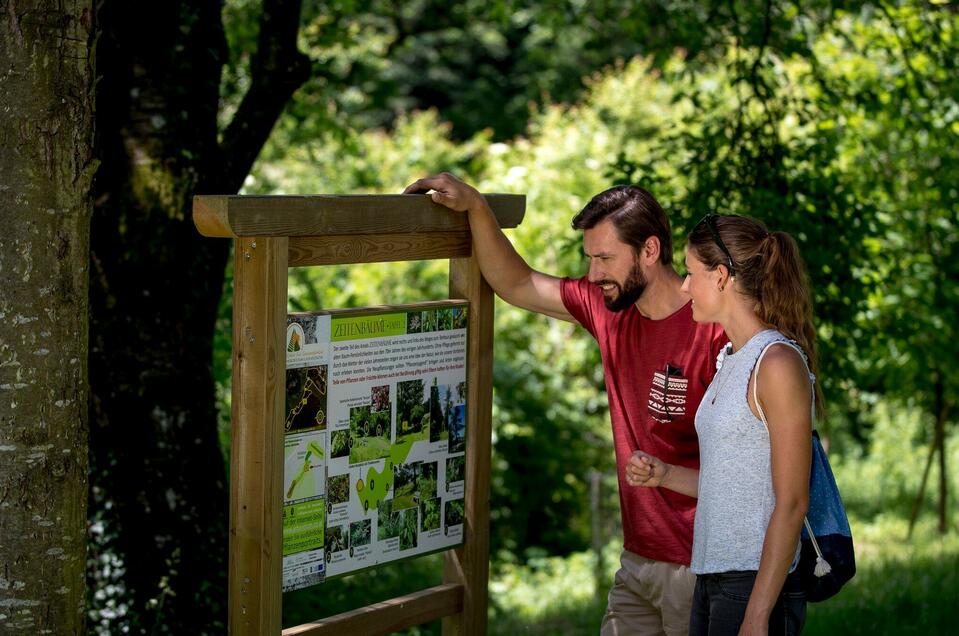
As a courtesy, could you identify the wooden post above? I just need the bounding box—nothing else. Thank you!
[230,237,289,635]
[443,256,494,636]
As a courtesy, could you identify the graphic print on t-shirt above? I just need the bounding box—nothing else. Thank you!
[648,363,688,422]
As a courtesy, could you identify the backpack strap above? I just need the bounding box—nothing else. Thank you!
[752,339,832,577]
[751,339,815,433]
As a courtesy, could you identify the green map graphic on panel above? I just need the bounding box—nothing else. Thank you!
[285,438,325,501]
[354,434,421,514]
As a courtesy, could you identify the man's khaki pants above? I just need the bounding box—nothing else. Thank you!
[600,550,696,636]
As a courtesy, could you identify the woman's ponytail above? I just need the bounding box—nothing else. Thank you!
[757,232,824,417]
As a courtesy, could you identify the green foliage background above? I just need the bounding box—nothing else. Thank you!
[207,1,959,632]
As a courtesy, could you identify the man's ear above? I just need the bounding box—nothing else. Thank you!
[642,236,661,265]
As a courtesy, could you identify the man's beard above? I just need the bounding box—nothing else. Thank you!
[597,261,647,312]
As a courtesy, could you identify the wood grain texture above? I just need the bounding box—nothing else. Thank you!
[288,231,471,266]
[282,584,464,636]
[192,194,525,237]
[230,237,289,636]
[290,300,468,319]
[443,256,495,636]
[193,195,230,237]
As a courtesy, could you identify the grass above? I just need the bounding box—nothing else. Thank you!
[488,544,614,635]
[282,554,443,631]
[487,514,959,635]
[802,514,959,635]
[282,511,959,634]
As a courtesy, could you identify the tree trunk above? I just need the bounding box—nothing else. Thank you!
[88,2,231,632]
[88,1,308,632]
[0,1,95,633]
[907,432,937,539]
[933,378,948,534]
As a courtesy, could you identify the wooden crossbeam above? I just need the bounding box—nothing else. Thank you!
[288,231,471,266]
[194,194,525,238]
[282,584,464,636]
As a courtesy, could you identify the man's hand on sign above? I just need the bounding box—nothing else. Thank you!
[403,172,484,213]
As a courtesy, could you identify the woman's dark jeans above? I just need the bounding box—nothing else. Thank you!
[689,570,806,636]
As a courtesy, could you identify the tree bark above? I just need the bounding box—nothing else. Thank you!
[0,1,95,633]
[89,1,307,632]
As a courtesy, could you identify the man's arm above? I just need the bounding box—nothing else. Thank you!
[404,173,575,322]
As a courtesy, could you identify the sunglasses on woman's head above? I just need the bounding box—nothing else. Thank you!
[695,214,736,277]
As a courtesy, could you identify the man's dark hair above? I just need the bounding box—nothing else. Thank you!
[571,185,673,265]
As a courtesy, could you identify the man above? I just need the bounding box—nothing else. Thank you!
[404,173,726,635]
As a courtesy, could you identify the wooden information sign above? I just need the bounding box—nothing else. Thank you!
[193,193,525,636]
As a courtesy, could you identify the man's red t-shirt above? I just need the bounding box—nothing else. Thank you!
[561,276,727,565]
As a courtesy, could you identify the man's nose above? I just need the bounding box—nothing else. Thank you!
[587,261,602,282]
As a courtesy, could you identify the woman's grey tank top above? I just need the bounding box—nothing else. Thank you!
[690,328,811,574]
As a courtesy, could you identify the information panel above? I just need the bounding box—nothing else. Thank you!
[282,302,468,592]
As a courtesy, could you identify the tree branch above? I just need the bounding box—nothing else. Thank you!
[219,0,311,192]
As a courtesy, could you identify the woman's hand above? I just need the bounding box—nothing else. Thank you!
[625,450,671,488]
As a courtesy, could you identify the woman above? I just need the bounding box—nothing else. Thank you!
[626,214,821,635]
